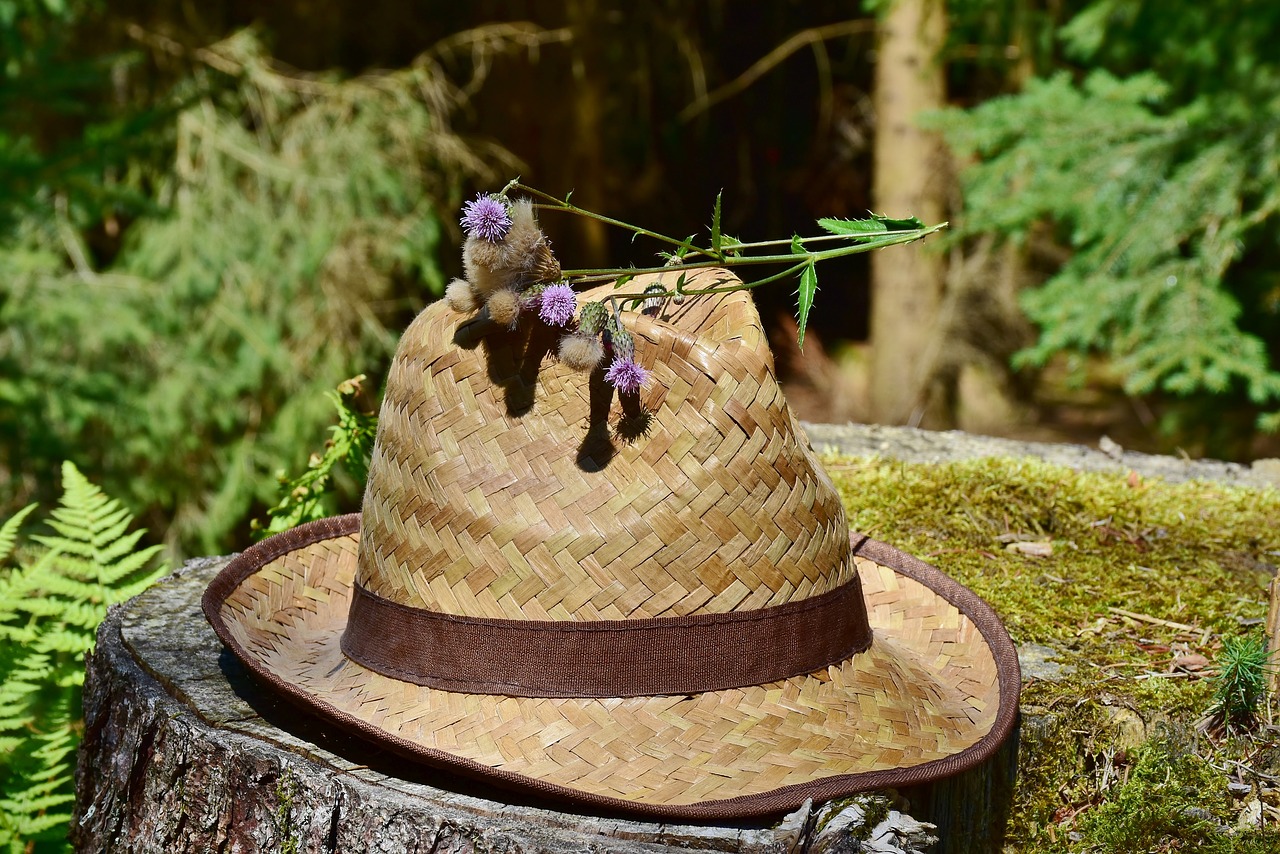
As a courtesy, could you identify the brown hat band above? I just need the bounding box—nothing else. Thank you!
[340,575,873,698]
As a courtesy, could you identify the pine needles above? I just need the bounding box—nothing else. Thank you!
[0,463,165,852]
[1209,634,1270,731]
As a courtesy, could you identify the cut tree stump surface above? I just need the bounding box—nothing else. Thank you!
[801,423,1280,489]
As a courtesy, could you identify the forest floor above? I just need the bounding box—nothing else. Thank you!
[820,449,1280,853]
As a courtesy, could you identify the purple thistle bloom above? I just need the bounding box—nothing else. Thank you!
[460,194,512,242]
[538,283,577,326]
[605,356,650,394]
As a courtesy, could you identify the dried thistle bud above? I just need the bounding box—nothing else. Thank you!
[464,234,508,272]
[578,301,608,335]
[531,241,562,284]
[505,200,545,261]
[558,331,605,372]
[444,278,478,313]
[607,324,635,362]
[486,288,521,327]
[465,253,517,297]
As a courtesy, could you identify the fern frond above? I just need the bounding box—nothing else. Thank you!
[0,505,37,565]
[0,548,62,625]
[0,463,165,852]
[98,543,164,588]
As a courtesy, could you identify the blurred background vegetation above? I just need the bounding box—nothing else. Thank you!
[2,0,1279,563]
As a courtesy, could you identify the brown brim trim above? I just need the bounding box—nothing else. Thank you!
[203,518,1021,821]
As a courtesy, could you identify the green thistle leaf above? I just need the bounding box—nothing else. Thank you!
[817,214,925,241]
[792,235,818,351]
[711,190,723,258]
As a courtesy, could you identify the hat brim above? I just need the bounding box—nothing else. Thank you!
[204,514,1019,821]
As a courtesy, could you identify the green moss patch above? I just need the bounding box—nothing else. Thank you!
[826,455,1280,852]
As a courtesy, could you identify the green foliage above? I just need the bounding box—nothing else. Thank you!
[1209,633,1270,730]
[939,0,1280,433]
[0,0,171,238]
[1077,732,1272,853]
[254,376,377,538]
[790,233,818,350]
[0,462,165,852]
[0,28,510,556]
[520,181,941,352]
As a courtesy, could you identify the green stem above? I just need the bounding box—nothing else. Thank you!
[609,261,812,307]
[513,182,699,255]
[729,230,932,251]
[561,224,944,282]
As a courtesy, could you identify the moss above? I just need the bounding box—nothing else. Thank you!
[274,774,300,854]
[828,456,1277,647]
[813,794,891,840]
[1077,730,1272,853]
[825,455,1280,852]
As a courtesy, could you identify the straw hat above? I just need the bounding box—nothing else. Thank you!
[204,268,1020,820]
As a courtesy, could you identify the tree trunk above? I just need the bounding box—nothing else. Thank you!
[563,0,611,267]
[869,0,949,427]
[73,555,1014,853]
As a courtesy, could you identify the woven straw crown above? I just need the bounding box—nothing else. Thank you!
[356,269,854,624]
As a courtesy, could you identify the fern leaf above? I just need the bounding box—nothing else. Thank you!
[93,527,147,566]
[0,462,165,853]
[0,548,62,625]
[0,505,37,565]
[98,543,164,588]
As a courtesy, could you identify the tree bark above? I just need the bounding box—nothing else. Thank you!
[73,555,1013,853]
[869,0,949,427]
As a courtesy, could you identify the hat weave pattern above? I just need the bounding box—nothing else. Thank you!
[356,271,855,622]
[217,523,1002,812]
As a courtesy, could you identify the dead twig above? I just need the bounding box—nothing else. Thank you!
[1108,607,1199,634]
[678,20,875,122]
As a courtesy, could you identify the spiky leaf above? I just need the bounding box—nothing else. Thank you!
[817,214,926,241]
[791,235,819,349]
[711,190,724,258]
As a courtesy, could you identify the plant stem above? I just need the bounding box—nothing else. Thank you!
[512,182,699,255]
[610,261,812,307]
[561,224,945,281]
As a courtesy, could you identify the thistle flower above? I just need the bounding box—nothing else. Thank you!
[559,331,605,372]
[487,288,521,327]
[444,278,477,313]
[539,283,577,326]
[461,194,512,242]
[605,356,649,394]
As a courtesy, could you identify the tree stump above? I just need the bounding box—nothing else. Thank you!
[73,557,1017,853]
